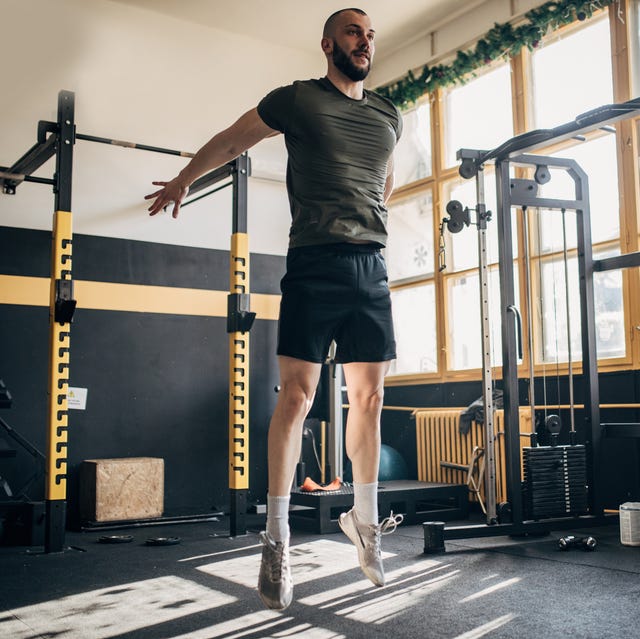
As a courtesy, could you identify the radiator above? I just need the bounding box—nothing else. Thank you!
[415,408,533,505]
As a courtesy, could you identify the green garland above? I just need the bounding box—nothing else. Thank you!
[377,0,616,108]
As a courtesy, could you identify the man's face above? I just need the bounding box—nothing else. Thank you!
[328,12,375,81]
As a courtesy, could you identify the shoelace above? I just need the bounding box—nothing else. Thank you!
[378,511,404,535]
[369,512,404,554]
[261,532,287,581]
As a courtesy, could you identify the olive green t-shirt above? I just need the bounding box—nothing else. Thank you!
[257,77,402,248]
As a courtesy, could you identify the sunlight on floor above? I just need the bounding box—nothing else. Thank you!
[196,538,394,588]
[2,575,235,639]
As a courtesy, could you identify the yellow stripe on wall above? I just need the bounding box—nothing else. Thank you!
[0,275,280,320]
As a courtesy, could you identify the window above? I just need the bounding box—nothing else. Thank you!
[386,191,437,376]
[386,191,434,282]
[394,100,432,187]
[535,133,620,250]
[531,16,613,129]
[443,63,514,168]
[384,6,636,383]
[389,283,437,375]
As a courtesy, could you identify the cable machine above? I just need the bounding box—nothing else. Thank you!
[1,89,254,550]
[430,97,640,545]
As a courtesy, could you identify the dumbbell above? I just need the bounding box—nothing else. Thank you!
[558,535,597,551]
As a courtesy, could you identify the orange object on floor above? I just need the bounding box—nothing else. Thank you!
[299,476,342,492]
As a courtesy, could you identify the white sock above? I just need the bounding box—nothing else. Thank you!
[353,482,378,526]
[266,494,290,543]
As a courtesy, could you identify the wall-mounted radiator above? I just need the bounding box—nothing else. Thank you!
[414,408,533,506]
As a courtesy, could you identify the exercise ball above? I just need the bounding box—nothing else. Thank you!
[342,444,408,482]
[378,444,408,481]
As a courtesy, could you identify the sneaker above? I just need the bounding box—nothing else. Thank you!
[258,531,293,610]
[338,509,404,587]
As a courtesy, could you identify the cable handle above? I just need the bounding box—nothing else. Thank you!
[506,305,523,361]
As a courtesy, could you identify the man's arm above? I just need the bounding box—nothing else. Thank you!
[383,153,395,204]
[146,107,278,218]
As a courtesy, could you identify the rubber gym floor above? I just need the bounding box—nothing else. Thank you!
[1,515,639,639]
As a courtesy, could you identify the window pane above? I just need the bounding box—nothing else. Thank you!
[444,64,514,168]
[538,254,581,364]
[531,17,613,129]
[594,249,625,359]
[447,267,515,370]
[536,249,625,364]
[394,101,432,187]
[442,175,516,272]
[386,191,434,281]
[536,134,619,249]
[389,283,437,375]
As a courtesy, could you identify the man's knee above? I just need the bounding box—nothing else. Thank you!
[277,383,316,420]
[350,386,384,414]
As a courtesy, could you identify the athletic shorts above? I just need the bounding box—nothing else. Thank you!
[277,243,396,364]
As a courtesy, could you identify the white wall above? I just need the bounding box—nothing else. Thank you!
[0,0,319,255]
[370,0,547,88]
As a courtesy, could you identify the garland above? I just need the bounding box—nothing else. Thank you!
[377,0,616,108]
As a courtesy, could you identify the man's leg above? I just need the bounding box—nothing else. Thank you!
[339,360,402,586]
[344,360,387,521]
[259,355,321,611]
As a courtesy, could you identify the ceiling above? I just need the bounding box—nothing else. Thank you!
[110,0,483,57]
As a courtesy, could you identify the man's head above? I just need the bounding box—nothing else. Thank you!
[321,8,375,82]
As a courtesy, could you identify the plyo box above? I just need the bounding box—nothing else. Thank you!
[79,457,164,523]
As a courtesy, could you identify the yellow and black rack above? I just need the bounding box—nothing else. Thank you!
[0,90,254,550]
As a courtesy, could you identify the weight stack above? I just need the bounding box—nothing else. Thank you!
[522,445,588,520]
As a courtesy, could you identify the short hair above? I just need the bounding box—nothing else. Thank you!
[323,8,368,38]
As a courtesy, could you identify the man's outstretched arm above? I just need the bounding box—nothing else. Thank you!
[145,107,278,218]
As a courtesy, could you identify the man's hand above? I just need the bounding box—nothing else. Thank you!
[145,177,190,218]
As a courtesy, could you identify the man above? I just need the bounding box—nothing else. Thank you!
[146,7,403,611]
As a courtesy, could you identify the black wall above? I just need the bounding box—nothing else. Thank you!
[0,227,285,526]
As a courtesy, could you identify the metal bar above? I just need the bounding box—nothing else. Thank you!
[181,181,232,208]
[76,132,195,157]
[475,165,497,524]
[602,423,640,438]
[0,134,58,193]
[521,208,536,434]
[571,162,603,517]
[495,157,523,526]
[54,90,74,212]
[561,210,576,437]
[479,97,640,164]
[508,196,584,210]
[189,164,236,198]
[594,251,640,271]
[228,152,251,537]
[45,90,75,553]
[0,169,55,187]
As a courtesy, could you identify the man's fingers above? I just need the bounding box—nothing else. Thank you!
[172,202,181,219]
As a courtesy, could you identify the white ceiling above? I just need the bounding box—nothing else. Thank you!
[110,0,483,58]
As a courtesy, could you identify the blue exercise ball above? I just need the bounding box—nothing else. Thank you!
[343,444,408,482]
[378,444,409,481]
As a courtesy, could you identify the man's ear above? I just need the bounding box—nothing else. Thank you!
[321,37,333,55]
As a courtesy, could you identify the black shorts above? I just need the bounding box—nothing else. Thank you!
[277,243,396,364]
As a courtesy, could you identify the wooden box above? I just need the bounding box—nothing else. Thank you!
[79,457,164,522]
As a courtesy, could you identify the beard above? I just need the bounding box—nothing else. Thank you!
[331,39,371,81]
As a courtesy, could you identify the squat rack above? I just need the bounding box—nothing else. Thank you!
[1,89,254,552]
[436,96,640,543]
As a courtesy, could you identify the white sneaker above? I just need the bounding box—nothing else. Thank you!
[338,508,404,586]
[258,531,293,610]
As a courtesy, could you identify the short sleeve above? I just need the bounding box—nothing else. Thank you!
[394,107,403,143]
[257,84,296,133]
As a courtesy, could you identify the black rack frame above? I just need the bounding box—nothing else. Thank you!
[444,97,640,541]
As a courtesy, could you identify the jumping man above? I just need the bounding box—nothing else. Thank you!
[146,7,403,611]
